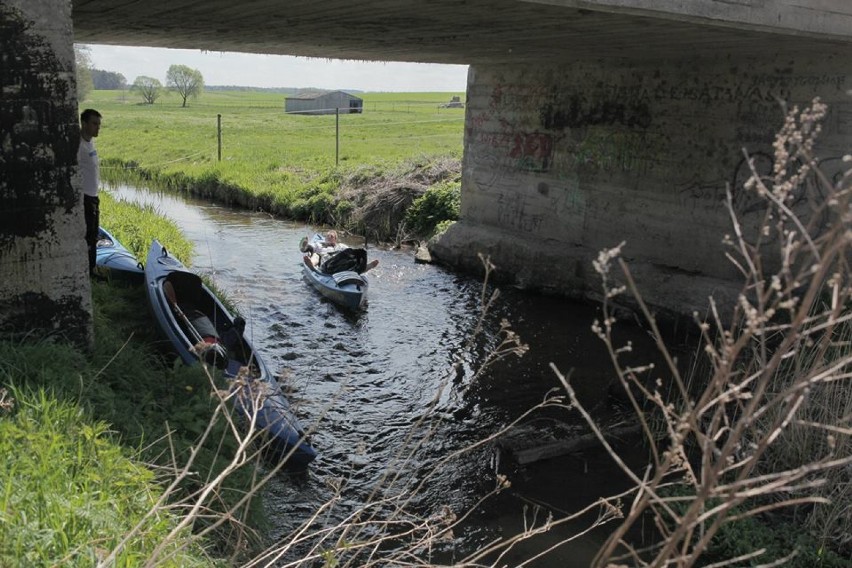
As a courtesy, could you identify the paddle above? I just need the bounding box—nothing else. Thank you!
[163,280,227,364]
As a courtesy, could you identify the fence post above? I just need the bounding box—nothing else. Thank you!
[335,107,339,166]
[217,114,222,162]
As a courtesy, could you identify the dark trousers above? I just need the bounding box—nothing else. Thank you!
[84,195,99,273]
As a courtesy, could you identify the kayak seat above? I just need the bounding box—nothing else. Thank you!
[332,271,365,286]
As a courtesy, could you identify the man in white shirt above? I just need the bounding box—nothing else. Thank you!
[78,109,101,276]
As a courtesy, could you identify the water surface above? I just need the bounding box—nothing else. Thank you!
[111,184,676,566]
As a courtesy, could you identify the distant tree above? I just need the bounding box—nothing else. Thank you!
[166,64,204,107]
[92,69,127,90]
[131,76,163,104]
[74,45,94,101]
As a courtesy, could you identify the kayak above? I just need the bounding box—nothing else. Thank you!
[301,233,369,311]
[95,226,144,283]
[145,239,317,469]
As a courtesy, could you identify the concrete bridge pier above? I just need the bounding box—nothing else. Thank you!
[431,53,851,321]
[0,0,92,346]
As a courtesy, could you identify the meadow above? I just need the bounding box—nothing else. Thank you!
[87,89,464,203]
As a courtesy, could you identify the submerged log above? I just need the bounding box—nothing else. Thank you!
[499,423,641,465]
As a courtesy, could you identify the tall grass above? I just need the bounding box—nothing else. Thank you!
[0,386,211,567]
[0,279,266,557]
[0,199,270,565]
[100,191,193,263]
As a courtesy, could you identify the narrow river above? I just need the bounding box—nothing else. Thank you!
[112,184,685,567]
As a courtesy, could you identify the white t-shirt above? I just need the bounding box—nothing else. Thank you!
[78,137,99,197]
[316,242,347,256]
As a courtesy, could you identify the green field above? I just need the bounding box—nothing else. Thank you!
[86,89,465,205]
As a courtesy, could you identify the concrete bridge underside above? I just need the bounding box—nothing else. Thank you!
[71,0,852,64]
[2,0,852,343]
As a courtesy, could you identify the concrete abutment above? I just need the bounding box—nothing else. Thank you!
[430,53,851,321]
[0,0,92,346]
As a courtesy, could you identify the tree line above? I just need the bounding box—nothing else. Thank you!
[75,45,205,107]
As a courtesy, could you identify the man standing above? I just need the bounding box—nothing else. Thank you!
[78,109,101,276]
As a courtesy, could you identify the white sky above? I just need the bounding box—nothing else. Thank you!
[84,44,469,92]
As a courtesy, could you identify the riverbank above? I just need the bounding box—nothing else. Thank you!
[0,198,264,565]
[103,155,461,243]
[88,89,463,242]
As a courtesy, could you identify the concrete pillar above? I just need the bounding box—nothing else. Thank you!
[432,53,850,320]
[0,0,92,346]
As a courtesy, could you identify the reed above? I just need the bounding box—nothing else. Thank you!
[566,98,851,567]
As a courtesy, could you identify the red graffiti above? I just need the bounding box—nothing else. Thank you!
[509,132,553,171]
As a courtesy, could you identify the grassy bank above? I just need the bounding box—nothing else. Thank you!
[0,388,211,567]
[0,200,262,566]
[87,89,464,239]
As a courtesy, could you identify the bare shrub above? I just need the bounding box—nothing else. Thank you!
[553,98,851,566]
[338,156,460,241]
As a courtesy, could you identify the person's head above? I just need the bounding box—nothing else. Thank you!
[325,230,338,245]
[80,109,102,141]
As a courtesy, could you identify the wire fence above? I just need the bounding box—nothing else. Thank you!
[99,103,465,171]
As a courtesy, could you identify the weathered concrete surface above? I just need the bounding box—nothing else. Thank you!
[532,0,852,41]
[430,53,851,320]
[71,0,852,63]
[0,0,92,345]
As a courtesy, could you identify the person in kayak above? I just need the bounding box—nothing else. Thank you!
[301,230,379,274]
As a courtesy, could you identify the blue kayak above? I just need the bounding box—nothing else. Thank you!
[301,233,369,311]
[95,226,144,283]
[145,239,317,469]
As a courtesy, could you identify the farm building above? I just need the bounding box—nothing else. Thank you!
[440,95,464,108]
[285,90,363,115]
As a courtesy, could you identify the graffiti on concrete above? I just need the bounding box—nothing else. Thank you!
[508,132,553,172]
[750,73,846,91]
[540,94,652,130]
[471,71,848,246]
[676,151,842,213]
[496,191,543,234]
[544,178,586,218]
[836,107,852,135]
[468,142,524,188]
[567,130,664,177]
